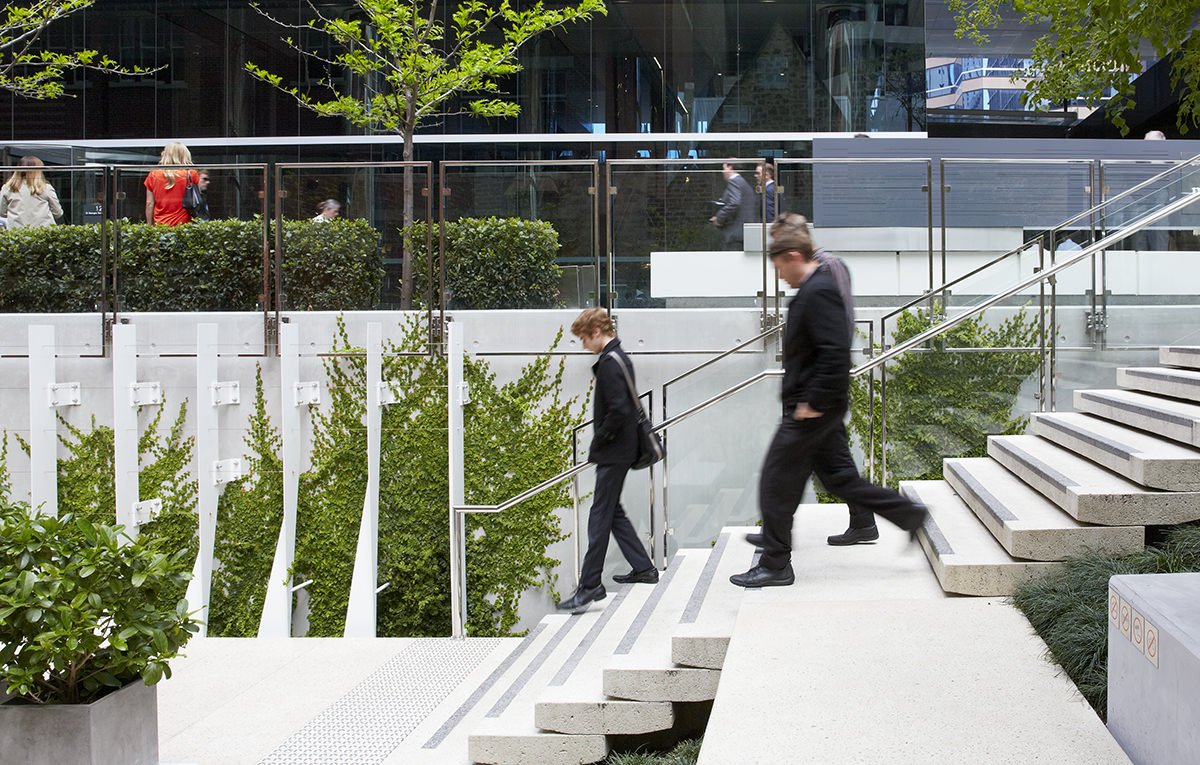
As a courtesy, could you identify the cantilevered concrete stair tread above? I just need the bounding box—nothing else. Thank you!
[389,610,612,765]
[671,526,759,670]
[899,480,1057,596]
[532,549,712,736]
[944,458,1143,561]
[1117,365,1200,403]
[600,548,723,703]
[472,550,713,762]
[1074,388,1200,448]
[1031,411,1200,490]
[988,434,1200,525]
[1159,345,1200,369]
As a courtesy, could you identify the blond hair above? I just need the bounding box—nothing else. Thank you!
[157,142,193,188]
[4,156,48,196]
[571,308,615,338]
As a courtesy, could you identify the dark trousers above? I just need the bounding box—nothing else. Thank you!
[816,435,876,530]
[579,463,654,589]
[759,409,922,571]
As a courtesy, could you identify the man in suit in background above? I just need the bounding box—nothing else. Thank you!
[558,308,659,612]
[756,160,782,222]
[710,162,758,250]
[731,216,927,588]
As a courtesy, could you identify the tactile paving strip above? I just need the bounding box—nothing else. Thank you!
[258,638,503,764]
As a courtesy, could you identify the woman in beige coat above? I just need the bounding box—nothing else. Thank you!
[0,156,63,229]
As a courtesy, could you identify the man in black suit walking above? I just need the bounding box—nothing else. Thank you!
[730,217,927,588]
[558,309,659,612]
[710,162,758,250]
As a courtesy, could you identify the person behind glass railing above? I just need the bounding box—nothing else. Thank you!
[0,156,64,229]
[312,199,341,222]
[144,142,199,226]
[191,169,212,221]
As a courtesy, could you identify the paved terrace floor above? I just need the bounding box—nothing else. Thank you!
[158,505,1128,764]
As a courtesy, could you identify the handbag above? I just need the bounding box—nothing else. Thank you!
[181,170,202,215]
[607,352,665,470]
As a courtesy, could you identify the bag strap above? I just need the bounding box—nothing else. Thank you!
[605,351,649,423]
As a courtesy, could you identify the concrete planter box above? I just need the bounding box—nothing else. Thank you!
[0,680,158,765]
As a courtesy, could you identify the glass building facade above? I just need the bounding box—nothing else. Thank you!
[0,1,929,143]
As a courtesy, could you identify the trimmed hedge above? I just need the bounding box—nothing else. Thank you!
[0,219,383,313]
[410,217,563,309]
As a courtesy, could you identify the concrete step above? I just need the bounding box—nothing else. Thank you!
[1160,345,1200,370]
[390,612,605,765]
[899,480,1057,596]
[472,550,714,761]
[1117,366,1200,403]
[1074,388,1200,448]
[988,435,1200,525]
[943,458,1143,561]
[671,526,758,670]
[531,549,713,737]
[1031,411,1200,490]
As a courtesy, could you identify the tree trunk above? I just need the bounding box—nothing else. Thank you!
[401,134,415,309]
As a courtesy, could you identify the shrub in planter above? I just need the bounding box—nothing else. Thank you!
[0,224,105,313]
[0,219,383,313]
[116,219,266,311]
[409,217,563,309]
[0,504,199,705]
[278,218,384,310]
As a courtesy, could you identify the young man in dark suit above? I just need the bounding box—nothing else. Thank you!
[731,217,927,588]
[558,309,658,612]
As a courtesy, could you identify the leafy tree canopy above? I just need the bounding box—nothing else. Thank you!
[950,0,1200,134]
[246,0,607,153]
[1,1,158,99]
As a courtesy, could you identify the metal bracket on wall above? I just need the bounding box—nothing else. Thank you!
[430,313,445,345]
[294,381,321,407]
[129,381,163,408]
[210,381,241,407]
[132,498,162,525]
[1086,309,1108,338]
[212,458,244,486]
[47,382,81,408]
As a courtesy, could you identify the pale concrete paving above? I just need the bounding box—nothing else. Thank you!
[699,505,1130,764]
[157,637,515,765]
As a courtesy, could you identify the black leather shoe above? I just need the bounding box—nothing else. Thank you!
[729,563,795,588]
[613,568,659,584]
[556,584,606,612]
[745,532,764,546]
[827,525,880,546]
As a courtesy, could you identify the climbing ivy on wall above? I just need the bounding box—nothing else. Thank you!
[848,304,1041,488]
[207,368,284,638]
[292,317,586,637]
[8,403,197,604]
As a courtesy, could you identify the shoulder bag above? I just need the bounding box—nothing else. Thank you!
[181,170,202,215]
[606,352,665,470]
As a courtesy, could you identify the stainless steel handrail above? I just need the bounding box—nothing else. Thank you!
[853,190,1200,377]
[880,152,1200,329]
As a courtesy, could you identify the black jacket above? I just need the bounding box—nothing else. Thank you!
[713,173,759,246]
[781,264,852,415]
[588,338,639,465]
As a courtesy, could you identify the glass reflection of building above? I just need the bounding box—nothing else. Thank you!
[0,1,930,145]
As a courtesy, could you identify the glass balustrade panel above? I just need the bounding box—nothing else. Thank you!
[440,163,601,311]
[274,163,432,312]
[0,165,110,355]
[112,165,269,316]
[664,376,780,553]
